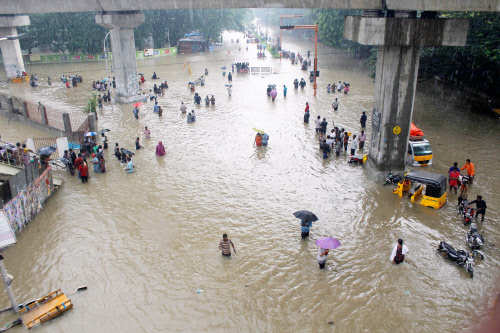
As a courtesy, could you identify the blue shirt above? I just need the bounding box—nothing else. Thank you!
[261,133,269,145]
[301,225,310,233]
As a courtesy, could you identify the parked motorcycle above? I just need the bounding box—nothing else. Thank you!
[463,205,476,226]
[466,223,485,258]
[437,241,475,278]
[384,172,402,186]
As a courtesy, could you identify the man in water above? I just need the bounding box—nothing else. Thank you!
[449,162,460,173]
[390,239,408,264]
[468,195,487,222]
[218,233,236,257]
[153,102,160,113]
[301,220,312,239]
[261,133,269,146]
[283,85,287,98]
[180,102,187,113]
[461,159,475,184]
[360,112,367,129]
[332,98,339,111]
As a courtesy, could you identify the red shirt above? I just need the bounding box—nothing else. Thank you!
[305,105,309,113]
[449,170,460,187]
[79,163,88,177]
[74,157,83,168]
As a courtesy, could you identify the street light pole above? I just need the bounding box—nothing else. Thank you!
[103,31,111,79]
[313,25,318,96]
[280,24,319,96]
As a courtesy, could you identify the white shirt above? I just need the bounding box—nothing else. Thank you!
[390,244,409,262]
[315,119,321,129]
[317,248,328,262]
[350,137,359,149]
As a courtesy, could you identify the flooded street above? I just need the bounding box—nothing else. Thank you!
[1,31,499,332]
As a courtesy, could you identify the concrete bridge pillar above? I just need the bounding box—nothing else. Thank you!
[96,12,145,104]
[344,14,469,171]
[0,15,30,79]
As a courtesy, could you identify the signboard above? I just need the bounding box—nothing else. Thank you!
[144,49,154,57]
[0,212,16,250]
[393,125,401,135]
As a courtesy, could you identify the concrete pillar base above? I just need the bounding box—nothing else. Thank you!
[370,45,420,171]
[114,94,147,104]
[344,15,469,171]
[96,12,144,103]
[0,16,30,79]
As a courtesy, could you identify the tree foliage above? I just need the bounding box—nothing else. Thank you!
[313,9,372,58]
[314,10,500,99]
[19,9,250,53]
[419,12,500,98]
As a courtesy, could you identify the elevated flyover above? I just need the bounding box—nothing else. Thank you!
[0,0,498,14]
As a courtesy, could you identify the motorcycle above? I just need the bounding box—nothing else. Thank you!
[437,241,476,278]
[466,223,485,257]
[384,172,402,186]
[463,205,476,225]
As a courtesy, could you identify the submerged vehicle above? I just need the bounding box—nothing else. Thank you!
[392,170,447,209]
[437,241,475,278]
[407,123,433,167]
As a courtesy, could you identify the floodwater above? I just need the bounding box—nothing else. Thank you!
[0,31,499,332]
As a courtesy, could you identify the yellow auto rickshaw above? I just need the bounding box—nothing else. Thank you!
[393,170,447,209]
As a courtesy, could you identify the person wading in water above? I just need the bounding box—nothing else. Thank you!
[218,233,236,257]
[390,239,408,264]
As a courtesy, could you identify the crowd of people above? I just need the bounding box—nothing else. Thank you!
[449,159,487,221]
[305,103,367,161]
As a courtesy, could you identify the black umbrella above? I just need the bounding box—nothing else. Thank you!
[293,210,318,224]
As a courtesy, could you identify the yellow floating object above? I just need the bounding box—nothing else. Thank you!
[11,76,30,83]
[20,289,73,329]
[252,128,265,134]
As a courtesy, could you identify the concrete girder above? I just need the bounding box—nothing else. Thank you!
[0,0,498,15]
[344,17,469,47]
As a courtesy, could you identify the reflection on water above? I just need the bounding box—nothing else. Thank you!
[0,31,499,332]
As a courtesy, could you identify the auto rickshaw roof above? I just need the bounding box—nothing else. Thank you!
[406,170,446,188]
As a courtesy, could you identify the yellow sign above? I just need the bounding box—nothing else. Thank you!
[393,125,401,135]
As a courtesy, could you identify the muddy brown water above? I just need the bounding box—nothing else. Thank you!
[0,32,499,332]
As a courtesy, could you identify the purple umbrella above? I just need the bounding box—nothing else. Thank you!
[315,237,341,249]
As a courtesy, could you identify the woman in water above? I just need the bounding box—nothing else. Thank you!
[144,126,151,139]
[317,248,329,269]
[156,141,166,156]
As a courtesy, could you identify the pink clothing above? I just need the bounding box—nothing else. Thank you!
[156,142,166,156]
